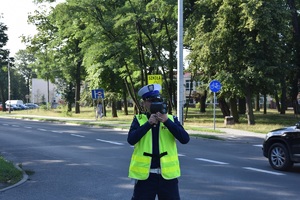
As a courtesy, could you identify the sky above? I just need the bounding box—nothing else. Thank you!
[0,0,62,56]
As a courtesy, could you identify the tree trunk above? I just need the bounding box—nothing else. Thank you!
[0,85,7,112]
[199,90,207,113]
[112,100,118,117]
[103,100,107,117]
[263,94,267,114]
[255,93,260,111]
[238,98,246,114]
[290,75,299,114]
[274,91,280,112]
[116,101,122,110]
[134,103,138,115]
[245,89,255,125]
[218,96,230,117]
[280,78,287,114]
[66,83,74,112]
[229,97,239,123]
[75,61,81,114]
[68,102,72,112]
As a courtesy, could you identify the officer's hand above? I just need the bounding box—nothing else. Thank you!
[156,112,168,123]
[148,114,158,125]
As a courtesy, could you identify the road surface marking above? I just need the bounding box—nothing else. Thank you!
[195,158,229,165]
[52,130,63,133]
[71,134,85,138]
[96,139,124,145]
[243,167,285,175]
[37,128,47,131]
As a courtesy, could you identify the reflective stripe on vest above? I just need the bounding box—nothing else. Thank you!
[128,114,180,180]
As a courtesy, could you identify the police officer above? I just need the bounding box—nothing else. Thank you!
[128,84,190,200]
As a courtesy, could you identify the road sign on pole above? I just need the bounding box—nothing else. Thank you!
[209,80,222,93]
[209,80,222,130]
[92,89,104,99]
[148,75,162,85]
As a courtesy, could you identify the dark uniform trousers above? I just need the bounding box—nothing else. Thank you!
[131,173,180,200]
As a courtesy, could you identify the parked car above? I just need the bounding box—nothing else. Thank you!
[25,103,39,109]
[11,104,21,110]
[262,122,300,171]
[16,104,29,110]
[4,104,15,111]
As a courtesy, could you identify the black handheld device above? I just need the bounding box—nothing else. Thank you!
[150,102,167,114]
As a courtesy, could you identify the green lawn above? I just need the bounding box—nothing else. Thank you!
[1,105,299,133]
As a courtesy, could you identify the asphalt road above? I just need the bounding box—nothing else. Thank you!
[0,118,299,200]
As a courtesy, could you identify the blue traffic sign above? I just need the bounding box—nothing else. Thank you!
[209,80,222,93]
[92,89,105,99]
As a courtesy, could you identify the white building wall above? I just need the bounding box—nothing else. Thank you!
[183,73,199,104]
[31,78,61,104]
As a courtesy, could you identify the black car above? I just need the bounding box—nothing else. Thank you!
[263,122,300,171]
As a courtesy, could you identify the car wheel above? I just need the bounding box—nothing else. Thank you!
[268,143,293,171]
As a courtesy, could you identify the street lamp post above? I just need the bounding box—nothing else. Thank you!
[7,57,11,114]
[47,76,50,110]
[177,0,184,124]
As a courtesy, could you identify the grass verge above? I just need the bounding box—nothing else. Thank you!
[0,156,23,189]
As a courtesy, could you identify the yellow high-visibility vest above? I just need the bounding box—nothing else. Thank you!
[128,114,180,180]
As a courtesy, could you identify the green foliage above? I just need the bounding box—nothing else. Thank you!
[60,104,73,117]
[0,19,10,103]
[186,0,294,124]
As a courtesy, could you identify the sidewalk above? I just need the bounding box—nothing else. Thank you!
[0,114,266,143]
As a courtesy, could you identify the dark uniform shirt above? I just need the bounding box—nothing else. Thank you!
[127,113,190,168]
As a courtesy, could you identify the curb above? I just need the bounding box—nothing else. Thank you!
[0,164,28,192]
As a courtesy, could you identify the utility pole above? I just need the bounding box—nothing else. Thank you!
[177,0,184,124]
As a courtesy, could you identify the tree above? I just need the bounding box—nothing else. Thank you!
[0,18,10,110]
[26,2,86,112]
[66,0,180,115]
[14,49,36,101]
[186,0,292,125]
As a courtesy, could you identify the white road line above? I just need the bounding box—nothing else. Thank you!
[96,139,124,145]
[243,167,285,175]
[178,154,186,157]
[37,128,47,131]
[71,134,85,138]
[195,158,229,165]
[52,130,63,133]
[25,126,32,129]
[253,144,263,147]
